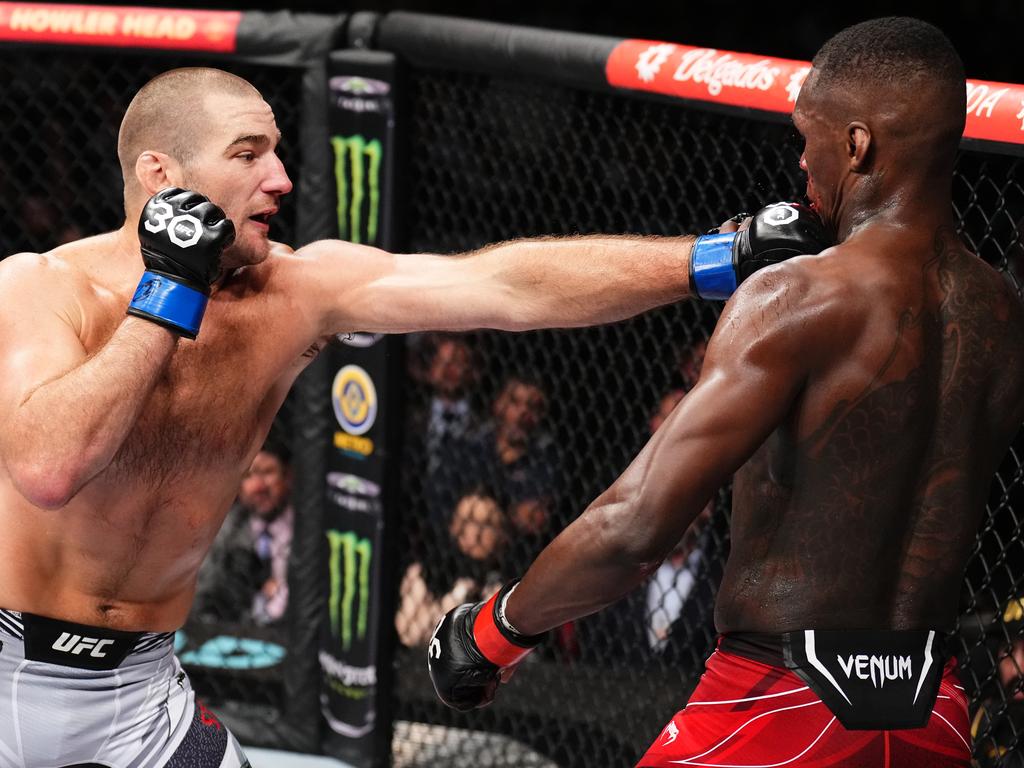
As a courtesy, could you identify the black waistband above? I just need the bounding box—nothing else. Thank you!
[720,629,949,666]
[719,632,787,666]
[0,608,175,670]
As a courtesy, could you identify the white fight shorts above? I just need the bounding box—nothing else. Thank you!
[0,608,250,767]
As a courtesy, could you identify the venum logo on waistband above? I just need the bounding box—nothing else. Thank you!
[51,632,115,658]
[837,653,913,689]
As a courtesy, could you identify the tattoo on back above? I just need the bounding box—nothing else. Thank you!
[733,227,1024,625]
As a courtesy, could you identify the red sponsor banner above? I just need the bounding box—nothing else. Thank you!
[607,39,1024,147]
[0,2,240,52]
[964,79,1024,146]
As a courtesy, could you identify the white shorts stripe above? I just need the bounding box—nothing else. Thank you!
[670,715,837,767]
[669,699,825,765]
[686,687,810,707]
[931,710,970,754]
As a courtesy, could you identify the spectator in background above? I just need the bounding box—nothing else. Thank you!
[422,334,479,475]
[972,596,1024,767]
[194,441,294,626]
[456,375,559,574]
[406,334,481,526]
[396,492,506,647]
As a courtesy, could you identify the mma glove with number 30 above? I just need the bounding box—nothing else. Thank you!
[690,202,832,300]
[127,187,236,339]
[427,581,545,711]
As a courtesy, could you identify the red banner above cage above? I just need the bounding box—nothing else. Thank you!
[0,1,240,51]
[607,39,1024,148]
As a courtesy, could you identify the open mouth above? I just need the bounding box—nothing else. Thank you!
[249,210,275,226]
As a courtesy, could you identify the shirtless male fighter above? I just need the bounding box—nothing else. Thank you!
[428,17,1024,768]
[0,67,827,766]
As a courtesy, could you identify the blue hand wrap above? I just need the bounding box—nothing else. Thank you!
[128,270,208,339]
[690,233,738,300]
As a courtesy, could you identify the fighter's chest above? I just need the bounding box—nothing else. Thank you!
[89,298,292,482]
[123,343,268,480]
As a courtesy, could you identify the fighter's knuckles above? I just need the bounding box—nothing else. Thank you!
[191,200,229,227]
[154,186,185,203]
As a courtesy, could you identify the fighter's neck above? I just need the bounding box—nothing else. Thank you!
[836,178,954,243]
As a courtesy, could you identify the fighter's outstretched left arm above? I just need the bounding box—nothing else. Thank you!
[296,203,828,335]
[300,235,696,334]
[427,263,832,710]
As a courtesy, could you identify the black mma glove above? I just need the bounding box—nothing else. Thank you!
[427,581,545,711]
[127,187,236,339]
[689,202,831,300]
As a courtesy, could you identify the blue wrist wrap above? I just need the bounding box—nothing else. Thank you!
[690,233,738,300]
[127,270,208,339]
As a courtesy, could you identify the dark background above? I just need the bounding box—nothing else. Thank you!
[93,0,1024,84]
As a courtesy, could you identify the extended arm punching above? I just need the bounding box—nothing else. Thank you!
[428,265,827,710]
[304,203,829,336]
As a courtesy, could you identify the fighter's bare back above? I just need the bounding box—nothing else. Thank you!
[718,223,1024,634]
[0,234,317,631]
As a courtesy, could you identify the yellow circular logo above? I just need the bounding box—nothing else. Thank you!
[332,365,378,436]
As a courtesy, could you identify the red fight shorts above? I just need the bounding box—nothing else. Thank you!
[636,647,971,767]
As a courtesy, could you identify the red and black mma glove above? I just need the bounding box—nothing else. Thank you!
[127,187,236,340]
[689,202,832,300]
[427,581,546,711]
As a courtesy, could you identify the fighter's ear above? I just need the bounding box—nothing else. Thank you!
[135,150,185,196]
[846,122,871,172]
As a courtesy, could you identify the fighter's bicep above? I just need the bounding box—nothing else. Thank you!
[0,280,88,450]
[624,274,814,525]
[0,308,87,406]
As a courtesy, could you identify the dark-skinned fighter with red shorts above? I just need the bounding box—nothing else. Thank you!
[428,18,1024,768]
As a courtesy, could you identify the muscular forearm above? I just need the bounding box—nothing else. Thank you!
[8,318,176,508]
[505,497,673,636]
[470,235,696,329]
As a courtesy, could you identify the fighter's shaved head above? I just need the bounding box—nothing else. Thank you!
[117,68,261,203]
[811,17,964,98]
[807,17,965,160]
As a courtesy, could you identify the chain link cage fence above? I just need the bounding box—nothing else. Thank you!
[0,47,306,731]
[2,25,1023,768]
[389,67,1024,767]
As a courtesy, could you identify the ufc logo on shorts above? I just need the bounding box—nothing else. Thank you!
[51,632,115,658]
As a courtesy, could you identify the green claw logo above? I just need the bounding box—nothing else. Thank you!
[326,529,373,651]
[331,134,382,246]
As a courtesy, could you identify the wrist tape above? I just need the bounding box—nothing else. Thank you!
[472,581,545,667]
[127,270,208,340]
[690,232,738,300]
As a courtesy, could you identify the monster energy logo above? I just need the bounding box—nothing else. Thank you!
[331,134,382,246]
[327,529,373,651]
